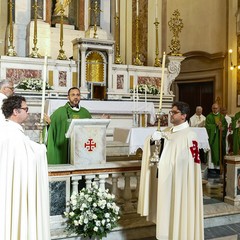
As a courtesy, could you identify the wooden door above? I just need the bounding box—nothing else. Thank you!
[178,81,214,119]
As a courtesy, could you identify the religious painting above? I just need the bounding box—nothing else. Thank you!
[237,36,240,106]
[237,168,240,195]
[58,71,67,87]
[6,68,41,85]
[117,74,124,89]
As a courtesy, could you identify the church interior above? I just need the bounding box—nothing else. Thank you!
[1,0,240,239]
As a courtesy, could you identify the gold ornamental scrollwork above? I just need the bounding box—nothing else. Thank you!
[168,9,183,56]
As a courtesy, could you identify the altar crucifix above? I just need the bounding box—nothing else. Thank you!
[89,0,102,39]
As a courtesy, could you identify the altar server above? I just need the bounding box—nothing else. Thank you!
[138,101,204,240]
[0,95,50,240]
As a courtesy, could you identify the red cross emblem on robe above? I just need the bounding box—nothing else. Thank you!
[190,140,201,164]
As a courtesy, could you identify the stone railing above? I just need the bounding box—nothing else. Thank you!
[48,160,142,239]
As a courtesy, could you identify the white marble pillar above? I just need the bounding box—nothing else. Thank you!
[80,45,88,92]
[107,49,114,92]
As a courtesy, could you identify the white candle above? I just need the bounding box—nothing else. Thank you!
[145,84,147,111]
[41,55,47,122]
[136,84,139,112]
[136,0,139,16]
[155,0,158,18]
[159,52,166,111]
[116,0,118,13]
[133,84,136,112]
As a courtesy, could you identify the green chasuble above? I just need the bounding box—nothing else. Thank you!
[205,112,227,166]
[232,111,240,155]
[47,103,92,164]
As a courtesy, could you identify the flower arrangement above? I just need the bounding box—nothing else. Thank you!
[16,78,53,91]
[130,84,159,95]
[64,183,120,239]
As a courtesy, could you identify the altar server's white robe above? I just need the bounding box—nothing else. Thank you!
[0,120,50,240]
[138,122,204,240]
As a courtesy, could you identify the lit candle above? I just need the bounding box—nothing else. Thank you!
[116,0,118,13]
[155,0,158,18]
[41,55,47,122]
[159,52,166,111]
[136,0,139,16]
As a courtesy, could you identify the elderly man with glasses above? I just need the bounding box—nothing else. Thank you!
[0,79,14,121]
[0,95,50,240]
[138,101,204,240]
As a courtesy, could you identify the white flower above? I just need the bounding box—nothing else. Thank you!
[105,213,110,218]
[69,211,74,217]
[93,226,98,232]
[93,214,97,219]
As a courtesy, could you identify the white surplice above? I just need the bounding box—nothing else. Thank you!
[138,122,204,240]
[0,120,50,240]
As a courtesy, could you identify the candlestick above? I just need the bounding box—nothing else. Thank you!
[136,0,139,16]
[159,52,166,111]
[116,0,118,13]
[41,55,47,122]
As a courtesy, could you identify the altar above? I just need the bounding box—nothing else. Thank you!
[46,99,156,133]
[114,127,210,155]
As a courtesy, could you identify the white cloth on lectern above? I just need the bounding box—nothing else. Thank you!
[0,120,50,240]
[138,122,204,240]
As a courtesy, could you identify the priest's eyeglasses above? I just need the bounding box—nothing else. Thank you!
[20,107,29,113]
[169,110,181,115]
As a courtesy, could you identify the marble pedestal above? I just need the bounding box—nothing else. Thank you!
[224,155,240,206]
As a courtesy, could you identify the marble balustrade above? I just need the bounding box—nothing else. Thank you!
[48,160,142,236]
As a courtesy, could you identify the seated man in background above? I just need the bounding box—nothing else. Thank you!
[189,106,206,127]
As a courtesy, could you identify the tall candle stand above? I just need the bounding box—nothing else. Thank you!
[7,0,17,56]
[30,1,42,58]
[133,16,143,66]
[154,18,161,67]
[57,4,67,60]
[35,121,46,144]
[114,13,123,64]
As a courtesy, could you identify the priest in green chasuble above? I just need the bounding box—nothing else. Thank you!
[46,87,92,164]
[205,103,227,166]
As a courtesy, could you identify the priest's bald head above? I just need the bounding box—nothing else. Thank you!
[170,101,190,126]
[2,95,29,124]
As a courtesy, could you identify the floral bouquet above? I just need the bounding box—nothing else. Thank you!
[130,84,159,95]
[64,183,120,239]
[16,78,53,91]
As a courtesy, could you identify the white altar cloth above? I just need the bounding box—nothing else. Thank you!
[114,127,210,154]
[47,99,156,124]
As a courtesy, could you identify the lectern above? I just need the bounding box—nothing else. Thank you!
[65,119,110,166]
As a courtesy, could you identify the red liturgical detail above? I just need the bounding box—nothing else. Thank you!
[84,139,97,152]
[190,140,201,164]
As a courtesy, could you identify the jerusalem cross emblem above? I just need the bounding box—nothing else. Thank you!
[190,140,200,164]
[84,138,97,152]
